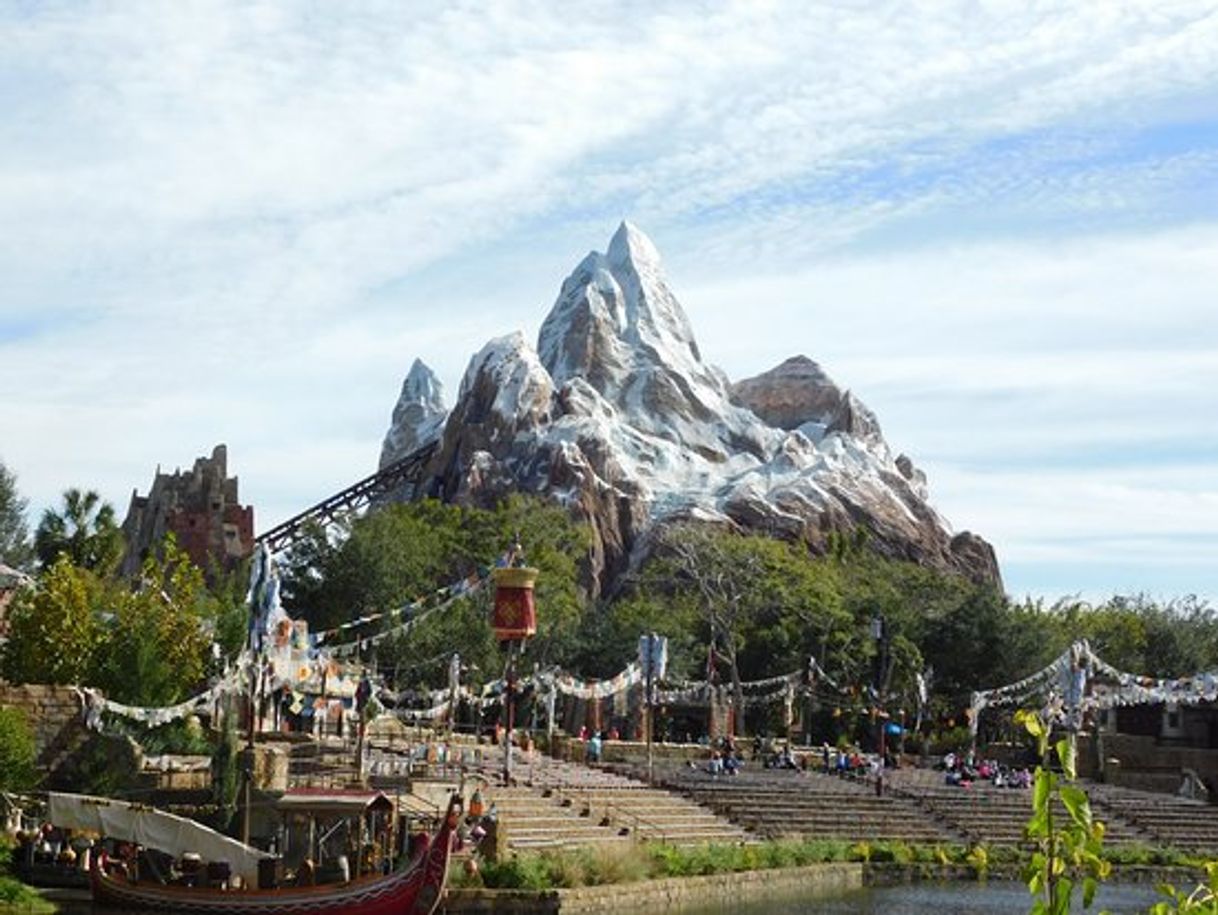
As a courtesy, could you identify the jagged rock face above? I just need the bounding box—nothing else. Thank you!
[538,223,769,462]
[425,332,554,503]
[405,223,1001,595]
[731,355,883,444]
[380,358,448,469]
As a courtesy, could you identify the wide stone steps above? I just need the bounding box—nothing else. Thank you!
[1088,789,1218,852]
[484,757,752,849]
[894,784,1152,847]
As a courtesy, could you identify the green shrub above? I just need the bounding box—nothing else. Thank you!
[447,863,482,889]
[0,707,37,792]
[478,854,552,890]
[759,842,797,869]
[580,845,648,885]
[869,840,914,865]
[646,844,688,878]
[0,874,53,912]
[543,851,586,888]
[470,836,997,892]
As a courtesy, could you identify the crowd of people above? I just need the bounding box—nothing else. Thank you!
[939,750,1032,789]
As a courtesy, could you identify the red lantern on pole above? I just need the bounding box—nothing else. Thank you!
[492,566,538,643]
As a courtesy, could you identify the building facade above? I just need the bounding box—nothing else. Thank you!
[120,444,255,579]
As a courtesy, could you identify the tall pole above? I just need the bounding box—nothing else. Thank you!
[872,615,887,794]
[645,652,654,786]
[242,656,258,846]
[503,641,519,787]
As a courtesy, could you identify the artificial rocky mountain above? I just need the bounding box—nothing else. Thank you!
[381,222,1000,595]
[379,358,448,469]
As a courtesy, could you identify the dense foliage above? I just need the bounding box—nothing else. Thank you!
[272,499,1218,724]
[0,706,37,792]
[33,487,124,573]
[1,536,245,705]
[459,836,998,891]
[578,526,1213,737]
[280,495,591,688]
[3,481,1213,742]
[0,459,33,570]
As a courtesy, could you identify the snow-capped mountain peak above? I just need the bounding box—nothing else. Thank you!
[379,358,448,469]
[386,224,1000,594]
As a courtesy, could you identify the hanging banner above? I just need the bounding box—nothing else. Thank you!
[969,639,1218,735]
[638,634,669,682]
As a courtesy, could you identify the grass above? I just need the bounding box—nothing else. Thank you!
[456,838,996,891]
[452,838,1218,892]
[0,838,53,915]
[0,876,54,914]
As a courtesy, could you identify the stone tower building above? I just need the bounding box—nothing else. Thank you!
[120,444,255,579]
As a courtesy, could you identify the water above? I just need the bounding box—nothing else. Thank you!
[684,880,1165,914]
[43,880,1169,914]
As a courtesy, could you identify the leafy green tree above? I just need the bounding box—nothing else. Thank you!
[0,555,102,684]
[282,503,463,634]
[474,494,592,667]
[207,557,254,666]
[280,496,592,690]
[34,487,124,573]
[616,524,852,728]
[0,459,33,570]
[93,535,218,706]
[0,706,38,792]
[1015,708,1110,914]
[913,581,1021,710]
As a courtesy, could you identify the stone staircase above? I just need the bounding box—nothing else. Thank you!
[282,732,1218,856]
[490,786,635,850]
[1089,783,1218,853]
[653,765,960,844]
[884,769,1150,847]
[475,752,753,850]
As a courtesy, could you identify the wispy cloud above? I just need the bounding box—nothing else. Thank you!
[0,1,1215,601]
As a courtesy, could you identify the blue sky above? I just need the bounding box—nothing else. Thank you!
[1,1,1216,604]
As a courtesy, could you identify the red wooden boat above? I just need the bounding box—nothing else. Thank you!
[89,795,461,915]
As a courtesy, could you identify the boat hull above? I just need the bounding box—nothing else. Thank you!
[91,799,457,915]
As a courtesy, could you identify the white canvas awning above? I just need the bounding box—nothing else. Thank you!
[48,792,272,883]
[275,790,394,817]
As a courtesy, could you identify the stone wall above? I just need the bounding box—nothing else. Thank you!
[1081,732,1218,794]
[445,863,862,913]
[0,683,86,768]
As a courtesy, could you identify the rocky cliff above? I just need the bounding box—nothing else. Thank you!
[383,222,1001,594]
[379,358,448,469]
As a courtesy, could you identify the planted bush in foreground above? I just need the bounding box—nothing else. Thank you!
[461,838,994,891]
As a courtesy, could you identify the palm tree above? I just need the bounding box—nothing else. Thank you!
[34,488,124,573]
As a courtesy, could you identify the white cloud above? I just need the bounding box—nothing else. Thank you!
[1,1,1216,601]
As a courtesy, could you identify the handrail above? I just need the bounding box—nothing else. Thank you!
[550,785,671,845]
[603,796,670,845]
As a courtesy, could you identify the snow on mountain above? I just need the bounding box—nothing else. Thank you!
[379,358,448,469]
[395,223,1000,593]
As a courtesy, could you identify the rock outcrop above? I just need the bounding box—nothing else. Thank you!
[388,222,1000,595]
[380,358,448,469]
[730,355,882,445]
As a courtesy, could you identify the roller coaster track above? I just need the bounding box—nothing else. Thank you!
[254,441,438,553]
